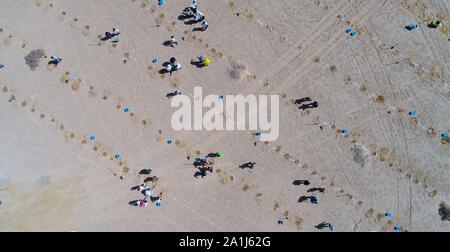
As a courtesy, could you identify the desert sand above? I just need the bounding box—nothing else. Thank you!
[0,0,449,231]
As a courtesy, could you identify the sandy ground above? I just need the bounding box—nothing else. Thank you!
[0,0,449,231]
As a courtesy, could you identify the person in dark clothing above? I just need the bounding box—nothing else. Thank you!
[307,187,325,193]
[293,97,311,104]
[293,180,310,186]
[239,162,256,169]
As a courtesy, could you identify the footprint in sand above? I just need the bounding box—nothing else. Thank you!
[155,14,164,26]
[2,86,8,93]
[60,71,70,84]
[379,147,389,162]
[345,194,353,205]
[241,184,250,192]
[382,220,394,231]
[108,43,118,53]
[228,1,237,11]
[82,25,90,36]
[69,18,78,28]
[21,101,27,107]
[294,217,304,230]
[167,21,176,32]
[141,118,152,127]
[355,201,363,210]
[365,208,374,218]
[156,130,163,142]
[58,11,66,21]
[175,140,187,148]
[149,5,156,14]
[88,86,97,97]
[428,190,437,198]
[71,79,81,91]
[39,113,45,119]
[255,192,263,201]
[329,65,337,73]
[275,145,282,153]
[426,127,437,138]
[312,56,320,63]
[33,0,43,7]
[374,213,385,224]
[169,78,180,87]
[44,4,53,12]
[3,35,12,45]
[20,40,27,50]
[273,202,279,211]
[147,66,158,78]
[301,163,308,170]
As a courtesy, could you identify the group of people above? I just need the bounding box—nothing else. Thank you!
[164,57,182,75]
[293,179,326,205]
[129,169,162,208]
[183,1,209,31]
[193,157,214,178]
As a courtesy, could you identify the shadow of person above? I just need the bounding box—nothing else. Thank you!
[144,176,158,183]
[163,40,174,47]
[192,27,204,32]
[297,196,309,202]
[194,168,208,178]
[190,60,206,68]
[128,200,139,206]
[149,196,160,202]
[184,19,200,25]
[178,14,192,20]
[101,32,113,41]
[159,68,169,74]
[139,169,152,175]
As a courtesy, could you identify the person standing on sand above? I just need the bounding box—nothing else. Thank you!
[48,55,62,65]
[201,21,209,31]
[143,185,155,197]
[195,11,205,22]
[139,199,148,208]
[168,36,178,47]
[155,192,163,207]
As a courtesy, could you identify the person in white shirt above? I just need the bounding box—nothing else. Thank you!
[201,21,209,31]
